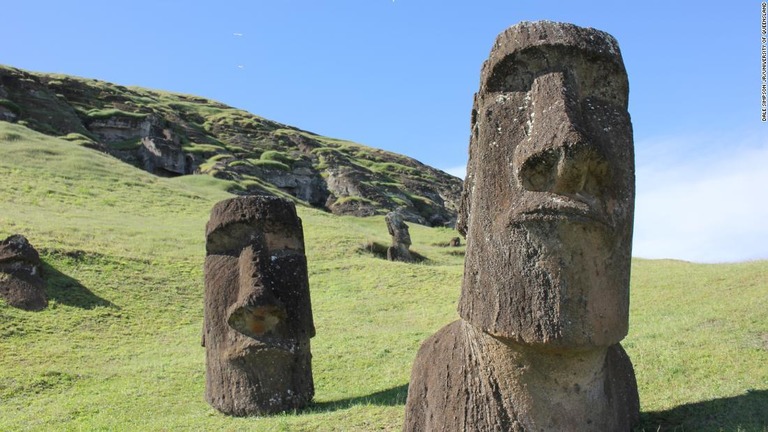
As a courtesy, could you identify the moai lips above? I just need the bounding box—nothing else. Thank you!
[203,196,315,416]
[404,21,640,431]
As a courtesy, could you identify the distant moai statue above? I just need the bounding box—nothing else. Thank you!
[203,196,315,416]
[385,211,413,262]
[0,234,47,311]
[404,21,639,431]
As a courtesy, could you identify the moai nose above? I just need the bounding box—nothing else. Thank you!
[227,244,287,338]
[515,72,607,197]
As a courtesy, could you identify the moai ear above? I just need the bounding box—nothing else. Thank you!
[456,99,479,238]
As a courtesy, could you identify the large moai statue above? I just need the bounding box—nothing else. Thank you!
[404,21,639,431]
[203,196,315,416]
[0,234,47,311]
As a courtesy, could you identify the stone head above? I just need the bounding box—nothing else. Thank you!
[204,196,315,363]
[457,21,635,350]
[0,234,47,311]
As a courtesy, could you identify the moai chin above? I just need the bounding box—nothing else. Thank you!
[203,196,315,416]
[404,21,639,431]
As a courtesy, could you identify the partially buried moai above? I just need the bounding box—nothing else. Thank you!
[404,21,639,431]
[0,234,47,311]
[203,196,315,416]
[385,211,413,262]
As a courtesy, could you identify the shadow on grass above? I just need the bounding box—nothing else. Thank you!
[42,261,116,309]
[309,384,409,412]
[636,389,768,431]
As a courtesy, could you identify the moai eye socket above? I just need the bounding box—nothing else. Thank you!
[518,149,559,192]
[206,222,262,255]
[486,45,628,109]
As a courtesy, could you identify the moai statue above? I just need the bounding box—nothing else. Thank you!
[385,211,413,262]
[0,234,47,311]
[404,21,639,431]
[203,196,315,416]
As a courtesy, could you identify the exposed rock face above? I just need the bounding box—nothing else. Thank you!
[0,105,17,122]
[257,163,329,207]
[0,235,47,311]
[404,21,639,431]
[139,134,192,177]
[203,196,315,416]
[385,211,413,262]
[87,114,151,143]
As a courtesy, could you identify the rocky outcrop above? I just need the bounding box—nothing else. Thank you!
[0,234,47,311]
[256,164,329,207]
[139,136,192,176]
[0,65,463,226]
[87,114,151,142]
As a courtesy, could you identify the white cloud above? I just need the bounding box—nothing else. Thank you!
[443,165,466,179]
[633,132,768,263]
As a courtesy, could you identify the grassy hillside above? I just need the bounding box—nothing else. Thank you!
[1,122,766,431]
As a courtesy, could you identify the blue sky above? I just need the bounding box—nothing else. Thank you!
[3,1,766,262]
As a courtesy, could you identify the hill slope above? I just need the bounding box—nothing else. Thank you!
[1,123,767,431]
[0,65,462,227]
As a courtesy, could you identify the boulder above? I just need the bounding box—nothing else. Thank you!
[0,234,47,311]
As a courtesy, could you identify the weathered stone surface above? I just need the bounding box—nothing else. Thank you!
[256,163,329,207]
[0,234,47,311]
[406,321,639,431]
[385,211,413,262]
[87,114,152,143]
[0,105,17,122]
[139,135,192,176]
[405,21,639,431]
[203,196,315,416]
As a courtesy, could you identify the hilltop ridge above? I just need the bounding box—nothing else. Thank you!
[0,65,462,226]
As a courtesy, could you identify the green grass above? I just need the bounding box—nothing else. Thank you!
[58,133,96,147]
[251,159,291,171]
[0,122,766,431]
[260,149,296,165]
[85,108,147,121]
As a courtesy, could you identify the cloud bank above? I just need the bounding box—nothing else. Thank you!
[633,132,768,263]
